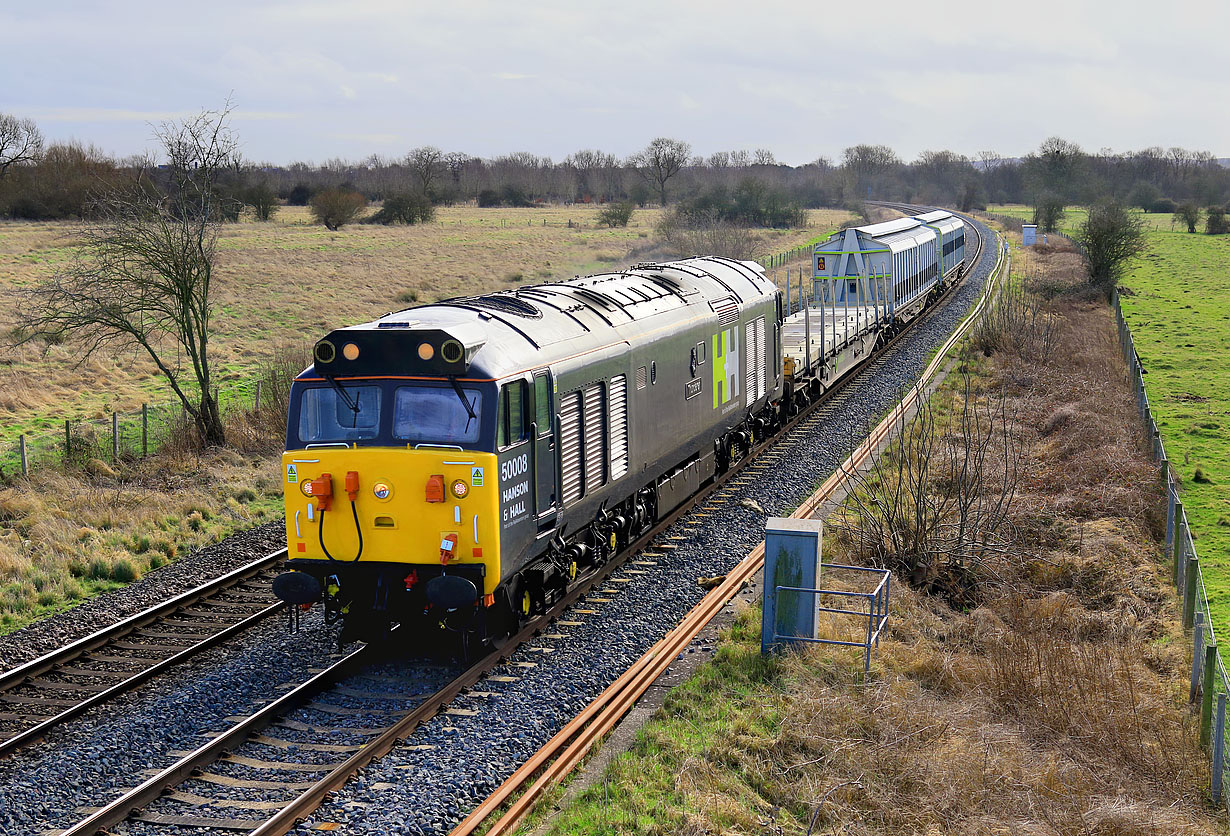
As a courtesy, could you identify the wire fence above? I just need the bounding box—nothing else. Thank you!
[1,380,270,480]
[1113,287,1230,805]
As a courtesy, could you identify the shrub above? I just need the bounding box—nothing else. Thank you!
[1174,203,1201,233]
[477,189,502,208]
[1032,195,1065,233]
[501,185,534,207]
[110,557,141,583]
[596,201,635,228]
[366,192,435,225]
[1206,206,1229,235]
[396,289,419,304]
[309,188,366,230]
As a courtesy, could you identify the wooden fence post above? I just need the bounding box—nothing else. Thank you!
[255,380,263,411]
[112,412,119,461]
[142,404,148,457]
[64,419,71,462]
[19,435,28,477]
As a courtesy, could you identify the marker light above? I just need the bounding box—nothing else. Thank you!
[342,342,360,361]
[373,482,391,500]
[417,342,435,361]
[450,479,469,499]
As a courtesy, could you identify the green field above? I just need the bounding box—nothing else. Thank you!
[991,204,1230,638]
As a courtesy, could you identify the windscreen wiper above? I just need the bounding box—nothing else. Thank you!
[324,374,361,422]
[449,375,477,430]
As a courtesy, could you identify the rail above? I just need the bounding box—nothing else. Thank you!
[0,548,286,759]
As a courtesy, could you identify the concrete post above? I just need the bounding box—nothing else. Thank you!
[761,517,823,654]
[1213,693,1227,804]
[1173,504,1185,588]
[1191,611,1206,703]
[1202,643,1218,750]
[1184,555,1200,630]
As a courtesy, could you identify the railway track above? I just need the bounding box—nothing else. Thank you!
[46,216,992,835]
[457,214,1002,836]
[0,550,287,759]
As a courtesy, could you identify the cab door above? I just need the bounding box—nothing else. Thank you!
[531,369,558,530]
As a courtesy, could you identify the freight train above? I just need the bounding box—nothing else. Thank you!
[273,211,969,646]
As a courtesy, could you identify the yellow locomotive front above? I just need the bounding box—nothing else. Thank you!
[273,323,510,643]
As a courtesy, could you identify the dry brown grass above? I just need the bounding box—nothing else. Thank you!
[0,204,852,632]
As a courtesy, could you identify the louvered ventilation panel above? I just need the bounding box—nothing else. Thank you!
[609,375,628,481]
[583,383,607,493]
[560,391,583,504]
[755,316,766,400]
[745,320,756,408]
[636,365,647,390]
[713,297,739,326]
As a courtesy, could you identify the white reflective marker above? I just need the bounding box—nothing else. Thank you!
[295,510,301,538]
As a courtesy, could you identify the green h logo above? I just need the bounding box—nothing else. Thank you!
[712,328,738,408]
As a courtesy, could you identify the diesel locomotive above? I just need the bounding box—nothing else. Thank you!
[274,211,969,646]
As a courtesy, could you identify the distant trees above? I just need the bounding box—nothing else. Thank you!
[631,137,691,205]
[17,105,240,447]
[1174,202,1201,233]
[0,113,43,178]
[309,188,367,230]
[1076,202,1147,293]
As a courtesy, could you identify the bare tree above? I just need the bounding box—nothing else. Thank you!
[753,148,777,166]
[565,149,615,200]
[406,145,444,197]
[630,137,691,205]
[0,113,44,178]
[17,105,240,446]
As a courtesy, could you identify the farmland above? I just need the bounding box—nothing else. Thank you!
[0,204,852,631]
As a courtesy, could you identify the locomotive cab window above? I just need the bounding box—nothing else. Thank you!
[497,380,529,448]
[298,385,381,443]
[392,385,481,445]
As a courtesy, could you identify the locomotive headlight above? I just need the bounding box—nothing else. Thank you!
[372,482,391,500]
[342,342,360,361]
[417,342,435,361]
[440,339,464,364]
[450,479,469,499]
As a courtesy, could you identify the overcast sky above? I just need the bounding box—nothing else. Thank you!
[4,0,1225,166]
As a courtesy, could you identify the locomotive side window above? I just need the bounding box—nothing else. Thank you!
[696,341,707,364]
[532,373,551,437]
[392,386,481,445]
[496,380,529,449]
[299,385,381,443]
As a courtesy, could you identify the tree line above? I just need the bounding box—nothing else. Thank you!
[3,111,1228,228]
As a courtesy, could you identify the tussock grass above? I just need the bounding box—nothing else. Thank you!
[534,238,1222,835]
